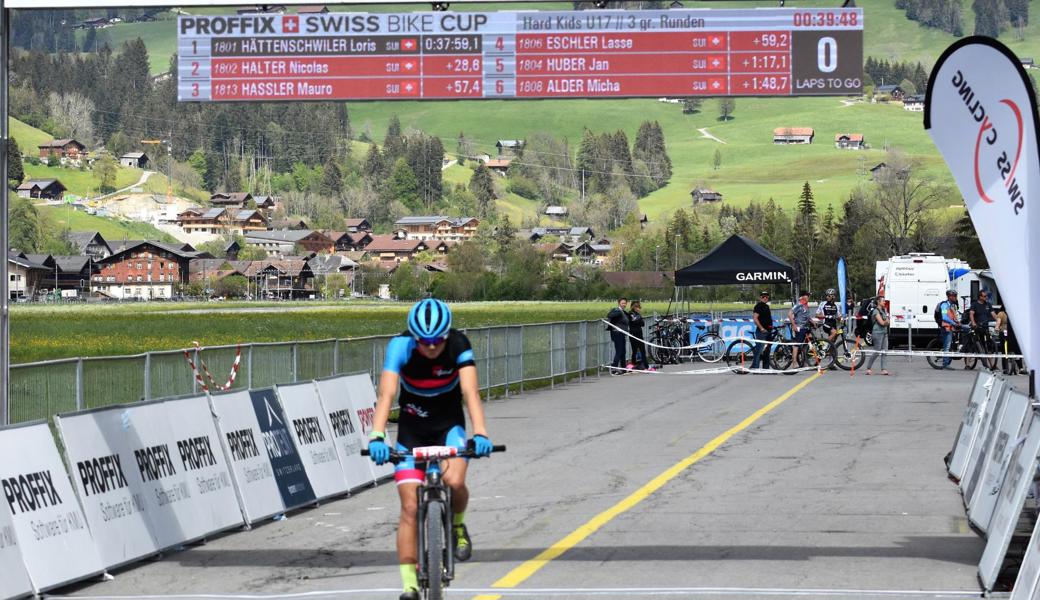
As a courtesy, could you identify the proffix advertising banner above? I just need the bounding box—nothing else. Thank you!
[340,374,394,482]
[275,382,349,500]
[208,389,284,523]
[0,497,32,600]
[925,37,1040,380]
[248,389,317,510]
[55,396,244,569]
[314,375,381,490]
[0,422,103,592]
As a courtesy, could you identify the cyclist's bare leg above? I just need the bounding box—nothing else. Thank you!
[441,457,469,515]
[397,482,420,565]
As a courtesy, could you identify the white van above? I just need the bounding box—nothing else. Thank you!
[875,253,965,337]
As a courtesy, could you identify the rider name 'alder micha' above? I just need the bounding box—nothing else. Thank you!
[367,299,493,600]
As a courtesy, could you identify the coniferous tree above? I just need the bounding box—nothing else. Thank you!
[469,163,496,217]
[7,138,23,186]
[383,115,406,164]
[363,144,385,181]
[320,157,343,196]
[388,157,421,212]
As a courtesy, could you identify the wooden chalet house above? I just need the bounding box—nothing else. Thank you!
[834,133,865,149]
[344,218,373,234]
[321,230,373,252]
[243,259,315,299]
[66,231,112,260]
[177,208,269,236]
[244,229,334,257]
[773,128,814,144]
[209,192,254,209]
[7,252,50,299]
[16,179,66,200]
[91,241,192,300]
[365,235,430,263]
[393,216,479,242]
[875,84,904,100]
[38,139,86,161]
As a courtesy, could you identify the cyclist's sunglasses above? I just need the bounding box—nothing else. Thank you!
[415,335,448,346]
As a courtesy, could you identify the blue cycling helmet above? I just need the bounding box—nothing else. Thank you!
[408,298,452,342]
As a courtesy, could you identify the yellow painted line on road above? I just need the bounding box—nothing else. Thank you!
[471,372,823,600]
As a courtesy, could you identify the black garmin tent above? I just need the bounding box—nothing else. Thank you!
[674,234,795,286]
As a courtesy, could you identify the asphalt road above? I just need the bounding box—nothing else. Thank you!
[57,360,1021,600]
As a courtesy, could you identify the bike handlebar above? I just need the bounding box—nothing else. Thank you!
[361,445,506,464]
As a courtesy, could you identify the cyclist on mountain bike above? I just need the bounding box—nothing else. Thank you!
[367,298,493,600]
[815,288,841,345]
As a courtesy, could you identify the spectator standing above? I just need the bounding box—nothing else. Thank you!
[995,306,1022,375]
[751,290,773,371]
[606,297,631,375]
[939,290,962,370]
[969,290,997,340]
[864,291,890,375]
[788,290,812,368]
[628,301,648,370]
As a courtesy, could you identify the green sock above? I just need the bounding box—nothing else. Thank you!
[453,511,465,527]
[400,564,418,592]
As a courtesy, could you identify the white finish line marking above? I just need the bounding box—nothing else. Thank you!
[45,587,984,599]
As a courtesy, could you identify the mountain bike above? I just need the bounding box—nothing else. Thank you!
[362,444,506,600]
[926,327,997,370]
[781,322,834,374]
[724,326,792,371]
[829,321,865,371]
[649,316,724,364]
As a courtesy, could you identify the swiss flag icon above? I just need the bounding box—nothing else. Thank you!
[402,80,418,95]
[402,38,417,52]
[282,16,299,33]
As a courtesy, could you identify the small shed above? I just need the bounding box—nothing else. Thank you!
[495,139,525,157]
[691,188,723,203]
[119,151,149,168]
[544,205,568,217]
[16,179,67,200]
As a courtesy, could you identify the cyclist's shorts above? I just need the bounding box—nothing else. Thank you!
[394,423,467,485]
[794,328,810,343]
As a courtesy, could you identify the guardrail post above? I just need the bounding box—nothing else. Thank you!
[503,328,509,399]
[143,352,151,401]
[580,322,586,381]
[485,328,491,396]
[193,346,200,394]
[519,325,525,395]
[247,344,253,389]
[333,339,340,376]
[549,325,555,390]
[75,358,83,411]
[372,341,378,386]
[292,342,299,381]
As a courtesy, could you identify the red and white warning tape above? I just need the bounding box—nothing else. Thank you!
[183,342,242,392]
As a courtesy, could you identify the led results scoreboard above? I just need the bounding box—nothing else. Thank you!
[177,8,863,102]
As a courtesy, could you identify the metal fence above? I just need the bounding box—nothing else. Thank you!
[7,320,615,424]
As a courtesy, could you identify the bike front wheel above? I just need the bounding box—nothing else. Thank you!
[725,339,754,369]
[425,500,446,600]
[962,339,980,370]
[926,338,945,370]
[806,340,835,370]
[697,333,726,363]
[833,339,865,371]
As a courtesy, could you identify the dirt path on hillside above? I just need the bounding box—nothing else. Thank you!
[697,128,726,143]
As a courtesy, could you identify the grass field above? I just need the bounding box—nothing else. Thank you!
[23,162,143,198]
[8,117,52,156]
[36,205,177,242]
[9,300,708,364]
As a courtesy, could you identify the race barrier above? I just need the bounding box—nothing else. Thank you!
[275,382,351,500]
[0,421,104,594]
[207,389,292,524]
[0,374,391,598]
[947,373,1040,593]
[54,394,245,570]
[0,498,32,600]
[314,374,393,487]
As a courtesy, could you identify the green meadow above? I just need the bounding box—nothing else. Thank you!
[10,300,698,363]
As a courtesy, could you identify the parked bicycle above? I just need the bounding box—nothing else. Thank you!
[925,326,997,371]
[649,316,725,364]
[830,319,866,371]
[362,444,506,600]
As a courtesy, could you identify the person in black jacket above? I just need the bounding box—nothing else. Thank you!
[628,300,648,370]
[606,297,630,375]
